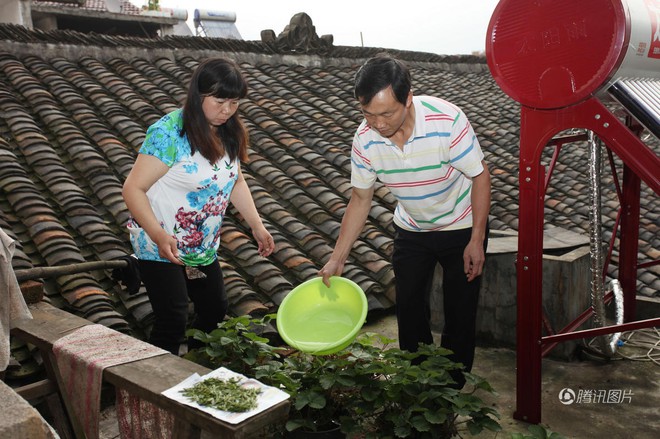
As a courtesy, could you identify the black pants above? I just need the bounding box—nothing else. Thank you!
[392,224,488,388]
[138,259,228,355]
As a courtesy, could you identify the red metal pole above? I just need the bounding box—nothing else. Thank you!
[542,317,660,344]
[580,99,660,196]
[514,106,549,424]
[618,165,641,321]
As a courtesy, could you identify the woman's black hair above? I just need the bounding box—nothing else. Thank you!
[354,54,412,106]
[182,57,249,164]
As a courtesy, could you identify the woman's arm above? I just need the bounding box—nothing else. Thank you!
[122,154,183,264]
[229,167,275,257]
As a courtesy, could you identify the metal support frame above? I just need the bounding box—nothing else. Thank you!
[514,97,660,423]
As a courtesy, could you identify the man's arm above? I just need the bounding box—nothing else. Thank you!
[319,186,374,286]
[464,160,491,282]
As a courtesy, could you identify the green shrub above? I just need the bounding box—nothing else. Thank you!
[186,316,501,438]
[184,314,282,376]
[511,424,567,439]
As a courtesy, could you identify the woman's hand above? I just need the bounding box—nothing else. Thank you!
[153,229,183,265]
[252,224,275,257]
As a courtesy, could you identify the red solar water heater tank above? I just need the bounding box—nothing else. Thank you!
[485,0,660,425]
[486,0,660,110]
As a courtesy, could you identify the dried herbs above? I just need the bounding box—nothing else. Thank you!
[180,377,261,412]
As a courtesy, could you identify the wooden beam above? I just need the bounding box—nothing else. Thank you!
[14,260,128,282]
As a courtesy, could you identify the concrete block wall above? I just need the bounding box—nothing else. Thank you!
[430,230,593,360]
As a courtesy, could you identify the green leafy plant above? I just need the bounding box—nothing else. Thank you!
[327,332,501,438]
[255,351,352,433]
[184,314,282,376]
[186,316,502,438]
[511,424,567,439]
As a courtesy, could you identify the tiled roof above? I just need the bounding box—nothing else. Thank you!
[0,24,657,335]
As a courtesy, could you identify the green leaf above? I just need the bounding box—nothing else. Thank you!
[219,336,236,346]
[394,425,412,438]
[424,410,447,424]
[528,424,548,438]
[467,419,483,435]
[319,375,336,389]
[243,332,269,343]
[410,415,431,431]
[285,419,307,431]
[361,387,381,402]
[185,328,204,339]
[296,390,326,410]
[351,350,373,360]
[336,375,356,386]
[480,417,502,432]
[205,347,223,358]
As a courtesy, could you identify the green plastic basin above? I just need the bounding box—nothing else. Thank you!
[276,277,368,355]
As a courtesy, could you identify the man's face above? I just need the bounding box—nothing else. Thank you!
[360,86,412,138]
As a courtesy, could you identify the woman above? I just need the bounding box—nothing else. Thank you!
[122,58,274,355]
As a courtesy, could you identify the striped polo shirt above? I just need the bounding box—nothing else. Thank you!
[351,95,484,232]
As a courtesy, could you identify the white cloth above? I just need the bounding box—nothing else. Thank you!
[0,226,32,371]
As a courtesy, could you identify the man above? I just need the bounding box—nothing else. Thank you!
[319,54,490,388]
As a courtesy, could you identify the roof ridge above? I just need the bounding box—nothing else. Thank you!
[0,23,487,67]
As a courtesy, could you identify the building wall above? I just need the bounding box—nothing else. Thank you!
[0,0,31,26]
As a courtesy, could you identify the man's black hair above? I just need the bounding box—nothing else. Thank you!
[354,54,412,106]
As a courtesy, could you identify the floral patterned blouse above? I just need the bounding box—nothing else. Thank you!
[127,109,238,266]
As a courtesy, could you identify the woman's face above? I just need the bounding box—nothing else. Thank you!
[202,96,240,128]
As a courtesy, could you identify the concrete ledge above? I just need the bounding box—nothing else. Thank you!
[0,379,56,439]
